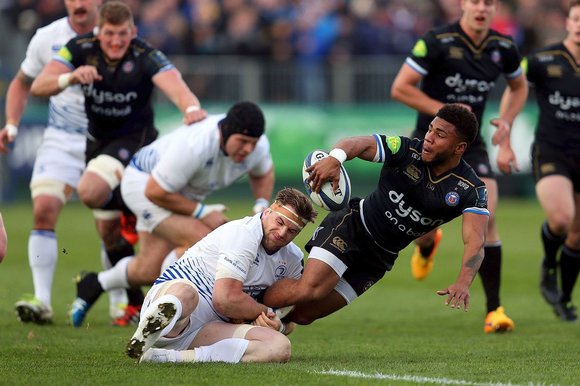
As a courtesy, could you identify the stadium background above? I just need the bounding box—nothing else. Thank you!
[0,0,570,202]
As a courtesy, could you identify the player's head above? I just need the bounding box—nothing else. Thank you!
[261,188,317,254]
[566,0,580,44]
[96,1,136,61]
[65,0,101,31]
[423,104,478,165]
[219,101,265,162]
[460,0,499,34]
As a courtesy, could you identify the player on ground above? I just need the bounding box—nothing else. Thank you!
[518,0,580,321]
[124,187,317,364]
[69,101,275,327]
[30,1,207,325]
[263,104,489,327]
[391,0,528,332]
[0,0,132,325]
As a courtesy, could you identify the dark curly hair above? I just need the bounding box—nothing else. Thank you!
[435,104,479,144]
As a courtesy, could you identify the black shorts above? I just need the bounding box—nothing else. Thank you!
[85,129,158,166]
[532,142,580,192]
[305,198,398,297]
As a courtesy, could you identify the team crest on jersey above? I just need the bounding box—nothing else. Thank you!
[547,65,563,78]
[386,136,401,154]
[541,163,556,174]
[123,60,135,73]
[404,164,421,182]
[491,49,501,64]
[449,46,463,59]
[331,236,347,253]
[412,39,428,58]
[275,265,287,280]
[445,191,460,207]
[87,56,99,67]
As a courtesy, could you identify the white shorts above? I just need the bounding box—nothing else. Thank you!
[142,280,223,350]
[121,166,172,232]
[30,128,86,189]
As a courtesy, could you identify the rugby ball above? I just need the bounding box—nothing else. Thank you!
[303,150,351,211]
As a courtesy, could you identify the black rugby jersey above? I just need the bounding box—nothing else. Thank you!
[361,135,489,253]
[405,22,522,148]
[524,42,580,155]
[56,33,174,140]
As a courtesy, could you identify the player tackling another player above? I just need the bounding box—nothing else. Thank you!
[124,188,317,364]
[263,104,489,326]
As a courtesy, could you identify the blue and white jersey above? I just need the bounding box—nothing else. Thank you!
[155,214,304,311]
[21,17,87,135]
[130,114,273,202]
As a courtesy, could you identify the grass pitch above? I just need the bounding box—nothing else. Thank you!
[1,198,579,386]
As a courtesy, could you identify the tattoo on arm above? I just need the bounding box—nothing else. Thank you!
[465,253,484,270]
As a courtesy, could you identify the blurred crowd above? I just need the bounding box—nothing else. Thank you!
[0,0,572,61]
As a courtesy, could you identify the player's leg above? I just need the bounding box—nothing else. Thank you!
[478,177,514,333]
[16,129,84,325]
[127,280,200,359]
[553,190,580,322]
[535,175,574,307]
[410,228,443,280]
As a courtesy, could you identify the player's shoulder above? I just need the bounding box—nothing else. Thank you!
[34,17,69,34]
[530,42,565,59]
[487,28,517,49]
[454,159,485,188]
[281,242,305,262]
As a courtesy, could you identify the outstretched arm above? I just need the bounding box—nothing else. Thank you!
[436,212,488,311]
[31,60,101,97]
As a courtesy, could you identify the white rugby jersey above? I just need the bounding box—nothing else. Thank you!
[21,17,87,134]
[130,114,273,202]
[155,214,304,309]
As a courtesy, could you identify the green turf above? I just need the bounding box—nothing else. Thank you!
[1,199,578,385]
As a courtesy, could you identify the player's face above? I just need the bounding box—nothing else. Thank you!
[566,5,580,45]
[97,21,136,61]
[461,0,498,34]
[422,117,464,165]
[65,0,101,29]
[225,133,260,163]
[261,208,302,254]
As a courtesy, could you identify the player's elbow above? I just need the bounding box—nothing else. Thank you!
[390,82,404,102]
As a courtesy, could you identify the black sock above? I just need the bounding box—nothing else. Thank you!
[127,288,145,307]
[559,246,580,304]
[78,272,104,305]
[106,237,135,266]
[479,244,501,313]
[541,221,565,268]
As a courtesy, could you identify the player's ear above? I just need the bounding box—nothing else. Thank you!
[455,141,467,155]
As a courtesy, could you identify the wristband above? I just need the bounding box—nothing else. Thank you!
[5,123,18,137]
[329,148,347,164]
[58,73,72,90]
[192,202,205,219]
[185,105,201,113]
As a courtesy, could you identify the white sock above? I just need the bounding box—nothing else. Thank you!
[100,245,128,318]
[194,338,249,363]
[98,256,131,291]
[160,250,178,273]
[28,230,57,307]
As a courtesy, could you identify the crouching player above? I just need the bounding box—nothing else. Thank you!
[125,188,317,363]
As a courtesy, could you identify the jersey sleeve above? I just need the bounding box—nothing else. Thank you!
[54,38,81,71]
[462,184,489,217]
[373,134,412,165]
[151,134,206,193]
[405,30,442,76]
[502,39,523,80]
[215,226,260,282]
[144,44,175,77]
[521,53,539,86]
[20,29,48,78]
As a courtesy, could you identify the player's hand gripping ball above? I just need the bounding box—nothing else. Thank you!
[303,150,351,211]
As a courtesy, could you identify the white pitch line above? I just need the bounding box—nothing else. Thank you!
[312,369,558,386]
